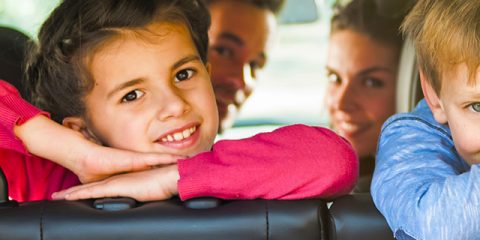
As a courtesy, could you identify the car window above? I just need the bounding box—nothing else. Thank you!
[0,0,60,37]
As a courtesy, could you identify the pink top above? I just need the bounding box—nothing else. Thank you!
[0,80,358,202]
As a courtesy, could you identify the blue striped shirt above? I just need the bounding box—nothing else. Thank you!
[372,99,480,240]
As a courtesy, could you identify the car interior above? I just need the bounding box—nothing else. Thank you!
[0,0,420,239]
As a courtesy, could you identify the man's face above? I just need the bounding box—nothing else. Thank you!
[435,64,480,165]
[208,0,276,132]
[80,23,218,157]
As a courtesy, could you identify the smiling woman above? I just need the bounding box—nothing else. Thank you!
[324,0,407,191]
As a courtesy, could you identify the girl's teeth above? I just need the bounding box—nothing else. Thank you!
[161,127,197,143]
[182,129,191,138]
[173,132,183,141]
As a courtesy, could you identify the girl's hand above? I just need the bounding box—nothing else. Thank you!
[73,143,183,183]
[15,115,184,183]
[52,164,180,202]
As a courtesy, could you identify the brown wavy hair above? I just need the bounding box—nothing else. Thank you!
[26,0,211,123]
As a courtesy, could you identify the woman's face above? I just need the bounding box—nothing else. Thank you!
[325,30,398,158]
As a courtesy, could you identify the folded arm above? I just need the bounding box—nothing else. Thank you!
[55,124,358,201]
[372,119,480,240]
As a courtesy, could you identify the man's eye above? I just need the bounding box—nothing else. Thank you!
[364,78,384,88]
[327,73,340,84]
[213,46,233,58]
[121,90,144,103]
[469,102,480,112]
[175,69,195,82]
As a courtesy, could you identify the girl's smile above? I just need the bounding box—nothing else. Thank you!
[156,123,201,150]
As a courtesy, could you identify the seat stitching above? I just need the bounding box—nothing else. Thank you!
[265,201,269,240]
[40,201,45,240]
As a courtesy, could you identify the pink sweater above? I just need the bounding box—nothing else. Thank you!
[0,80,358,202]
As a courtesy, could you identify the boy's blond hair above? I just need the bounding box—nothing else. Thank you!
[402,0,480,94]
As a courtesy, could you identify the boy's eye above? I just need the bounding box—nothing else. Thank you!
[327,73,340,84]
[469,102,480,112]
[364,78,384,88]
[175,69,195,82]
[121,90,145,103]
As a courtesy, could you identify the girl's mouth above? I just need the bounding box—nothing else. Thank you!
[155,124,201,150]
[159,126,197,143]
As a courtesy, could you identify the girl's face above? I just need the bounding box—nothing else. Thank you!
[325,30,398,158]
[76,23,218,157]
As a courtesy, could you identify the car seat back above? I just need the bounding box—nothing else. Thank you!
[328,193,394,240]
[0,197,330,240]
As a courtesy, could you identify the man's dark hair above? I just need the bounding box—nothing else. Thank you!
[26,0,211,123]
[202,0,285,15]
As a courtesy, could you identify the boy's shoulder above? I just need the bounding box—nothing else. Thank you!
[381,99,451,139]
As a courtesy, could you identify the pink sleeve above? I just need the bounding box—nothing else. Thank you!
[0,80,49,154]
[177,124,358,200]
[0,80,79,202]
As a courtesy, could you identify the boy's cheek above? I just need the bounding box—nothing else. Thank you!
[454,139,480,165]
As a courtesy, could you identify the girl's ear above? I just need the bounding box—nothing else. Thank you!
[206,62,211,75]
[62,117,102,145]
[420,70,448,124]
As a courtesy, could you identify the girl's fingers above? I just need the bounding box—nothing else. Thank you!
[52,181,105,200]
[90,148,185,174]
[64,184,120,201]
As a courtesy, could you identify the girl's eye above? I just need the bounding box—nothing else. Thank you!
[327,73,340,84]
[175,69,195,82]
[469,102,480,112]
[364,78,384,88]
[121,90,145,103]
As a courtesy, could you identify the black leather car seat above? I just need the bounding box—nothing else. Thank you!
[328,193,394,240]
[0,168,331,240]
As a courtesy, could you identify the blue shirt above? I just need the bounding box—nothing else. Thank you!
[371,99,480,240]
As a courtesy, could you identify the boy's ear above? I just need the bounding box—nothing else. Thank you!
[62,117,102,145]
[420,70,448,124]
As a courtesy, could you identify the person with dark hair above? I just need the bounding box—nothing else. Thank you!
[324,0,409,191]
[0,26,31,100]
[201,0,285,132]
[0,0,358,202]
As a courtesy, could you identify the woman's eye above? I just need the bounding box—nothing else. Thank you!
[469,102,480,112]
[364,78,384,88]
[327,73,340,84]
[121,90,144,103]
[175,69,195,82]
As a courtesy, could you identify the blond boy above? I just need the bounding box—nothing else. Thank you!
[371,0,480,239]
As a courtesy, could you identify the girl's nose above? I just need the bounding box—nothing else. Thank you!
[155,88,190,121]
